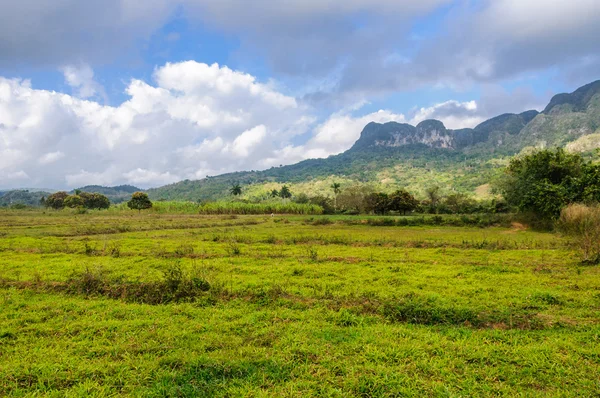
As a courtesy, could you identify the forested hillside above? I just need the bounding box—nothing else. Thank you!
[148,80,600,202]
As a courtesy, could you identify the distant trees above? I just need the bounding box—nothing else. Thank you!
[44,191,111,210]
[44,191,110,210]
[336,185,374,214]
[80,192,111,210]
[425,186,441,213]
[45,191,69,210]
[389,189,419,215]
[127,192,153,213]
[364,193,391,215]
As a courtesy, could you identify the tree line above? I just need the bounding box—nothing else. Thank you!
[42,190,153,212]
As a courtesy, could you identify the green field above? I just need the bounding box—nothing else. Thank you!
[1,210,599,396]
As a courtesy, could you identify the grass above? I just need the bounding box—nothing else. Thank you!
[0,209,599,396]
[110,200,324,215]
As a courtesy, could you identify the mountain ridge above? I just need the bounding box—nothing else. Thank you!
[147,79,600,201]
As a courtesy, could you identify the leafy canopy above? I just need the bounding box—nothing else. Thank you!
[127,192,153,212]
[500,148,600,219]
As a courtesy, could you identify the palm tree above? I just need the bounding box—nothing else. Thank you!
[279,185,292,199]
[230,183,242,196]
[331,182,341,211]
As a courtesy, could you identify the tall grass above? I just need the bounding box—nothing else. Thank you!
[557,203,600,264]
[112,201,323,215]
[197,201,323,215]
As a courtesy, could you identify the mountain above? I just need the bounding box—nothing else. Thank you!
[349,110,540,152]
[147,80,600,201]
[0,190,51,207]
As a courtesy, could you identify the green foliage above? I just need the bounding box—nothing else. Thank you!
[364,192,390,215]
[197,201,322,215]
[127,192,153,212]
[79,192,111,210]
[499,148,600,219]
[293,193,310,204]
[336,185,374,214]
[64,194,84,208]
[279,185,292,199]
[389,189,418,215]
[307,195,334,215]
[0,190,51,207]
[45,191,69,210]
[229,183,242,196]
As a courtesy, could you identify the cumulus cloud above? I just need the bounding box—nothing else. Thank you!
[62,64,107,102]
[0,61,313,189]
[258,109,407,168]
[408,85,547,129]
[409,100,483,129]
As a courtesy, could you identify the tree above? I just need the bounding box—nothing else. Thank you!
[45,191,69,210]
[80,192,110,210]
[444,193,476,214]
[127,192,153,213]
[270,189,280,198]
[279,185,292,199]
[364,192,390,215]
[331,182,341,211]
[389,189,418,215]
[64,195,84,208]
[498,148,595,219]
[230,183,242,196]
[293,193,310,204]
[425,186,441,213]
[309,195,335,214]
[337,185,374,214]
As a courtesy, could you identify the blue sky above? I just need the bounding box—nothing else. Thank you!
[0,0,598,189]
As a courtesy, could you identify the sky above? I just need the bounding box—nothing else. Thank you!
[0,0,599,190]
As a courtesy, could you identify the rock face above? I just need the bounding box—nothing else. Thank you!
[350,111,540,151]
[350,79,600,153]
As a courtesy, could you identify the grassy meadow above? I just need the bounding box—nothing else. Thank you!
[0,209,599,396]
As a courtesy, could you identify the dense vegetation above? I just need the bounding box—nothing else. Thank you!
[499,148,600,219]
[44,191,111,210]
[0,190,50,208]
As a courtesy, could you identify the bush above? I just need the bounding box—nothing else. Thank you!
[557,204,600,264]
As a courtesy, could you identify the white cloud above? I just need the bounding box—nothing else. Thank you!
[409,100,484,129]
[39,151,65,165]
[62,64,106,101]
[122,169,180,186]
[0,62,314,189]
[226,125,267,157]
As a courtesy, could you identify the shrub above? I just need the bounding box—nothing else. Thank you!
[45,191,69,210]
[557,204,600,264]
[128,192,153,212]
